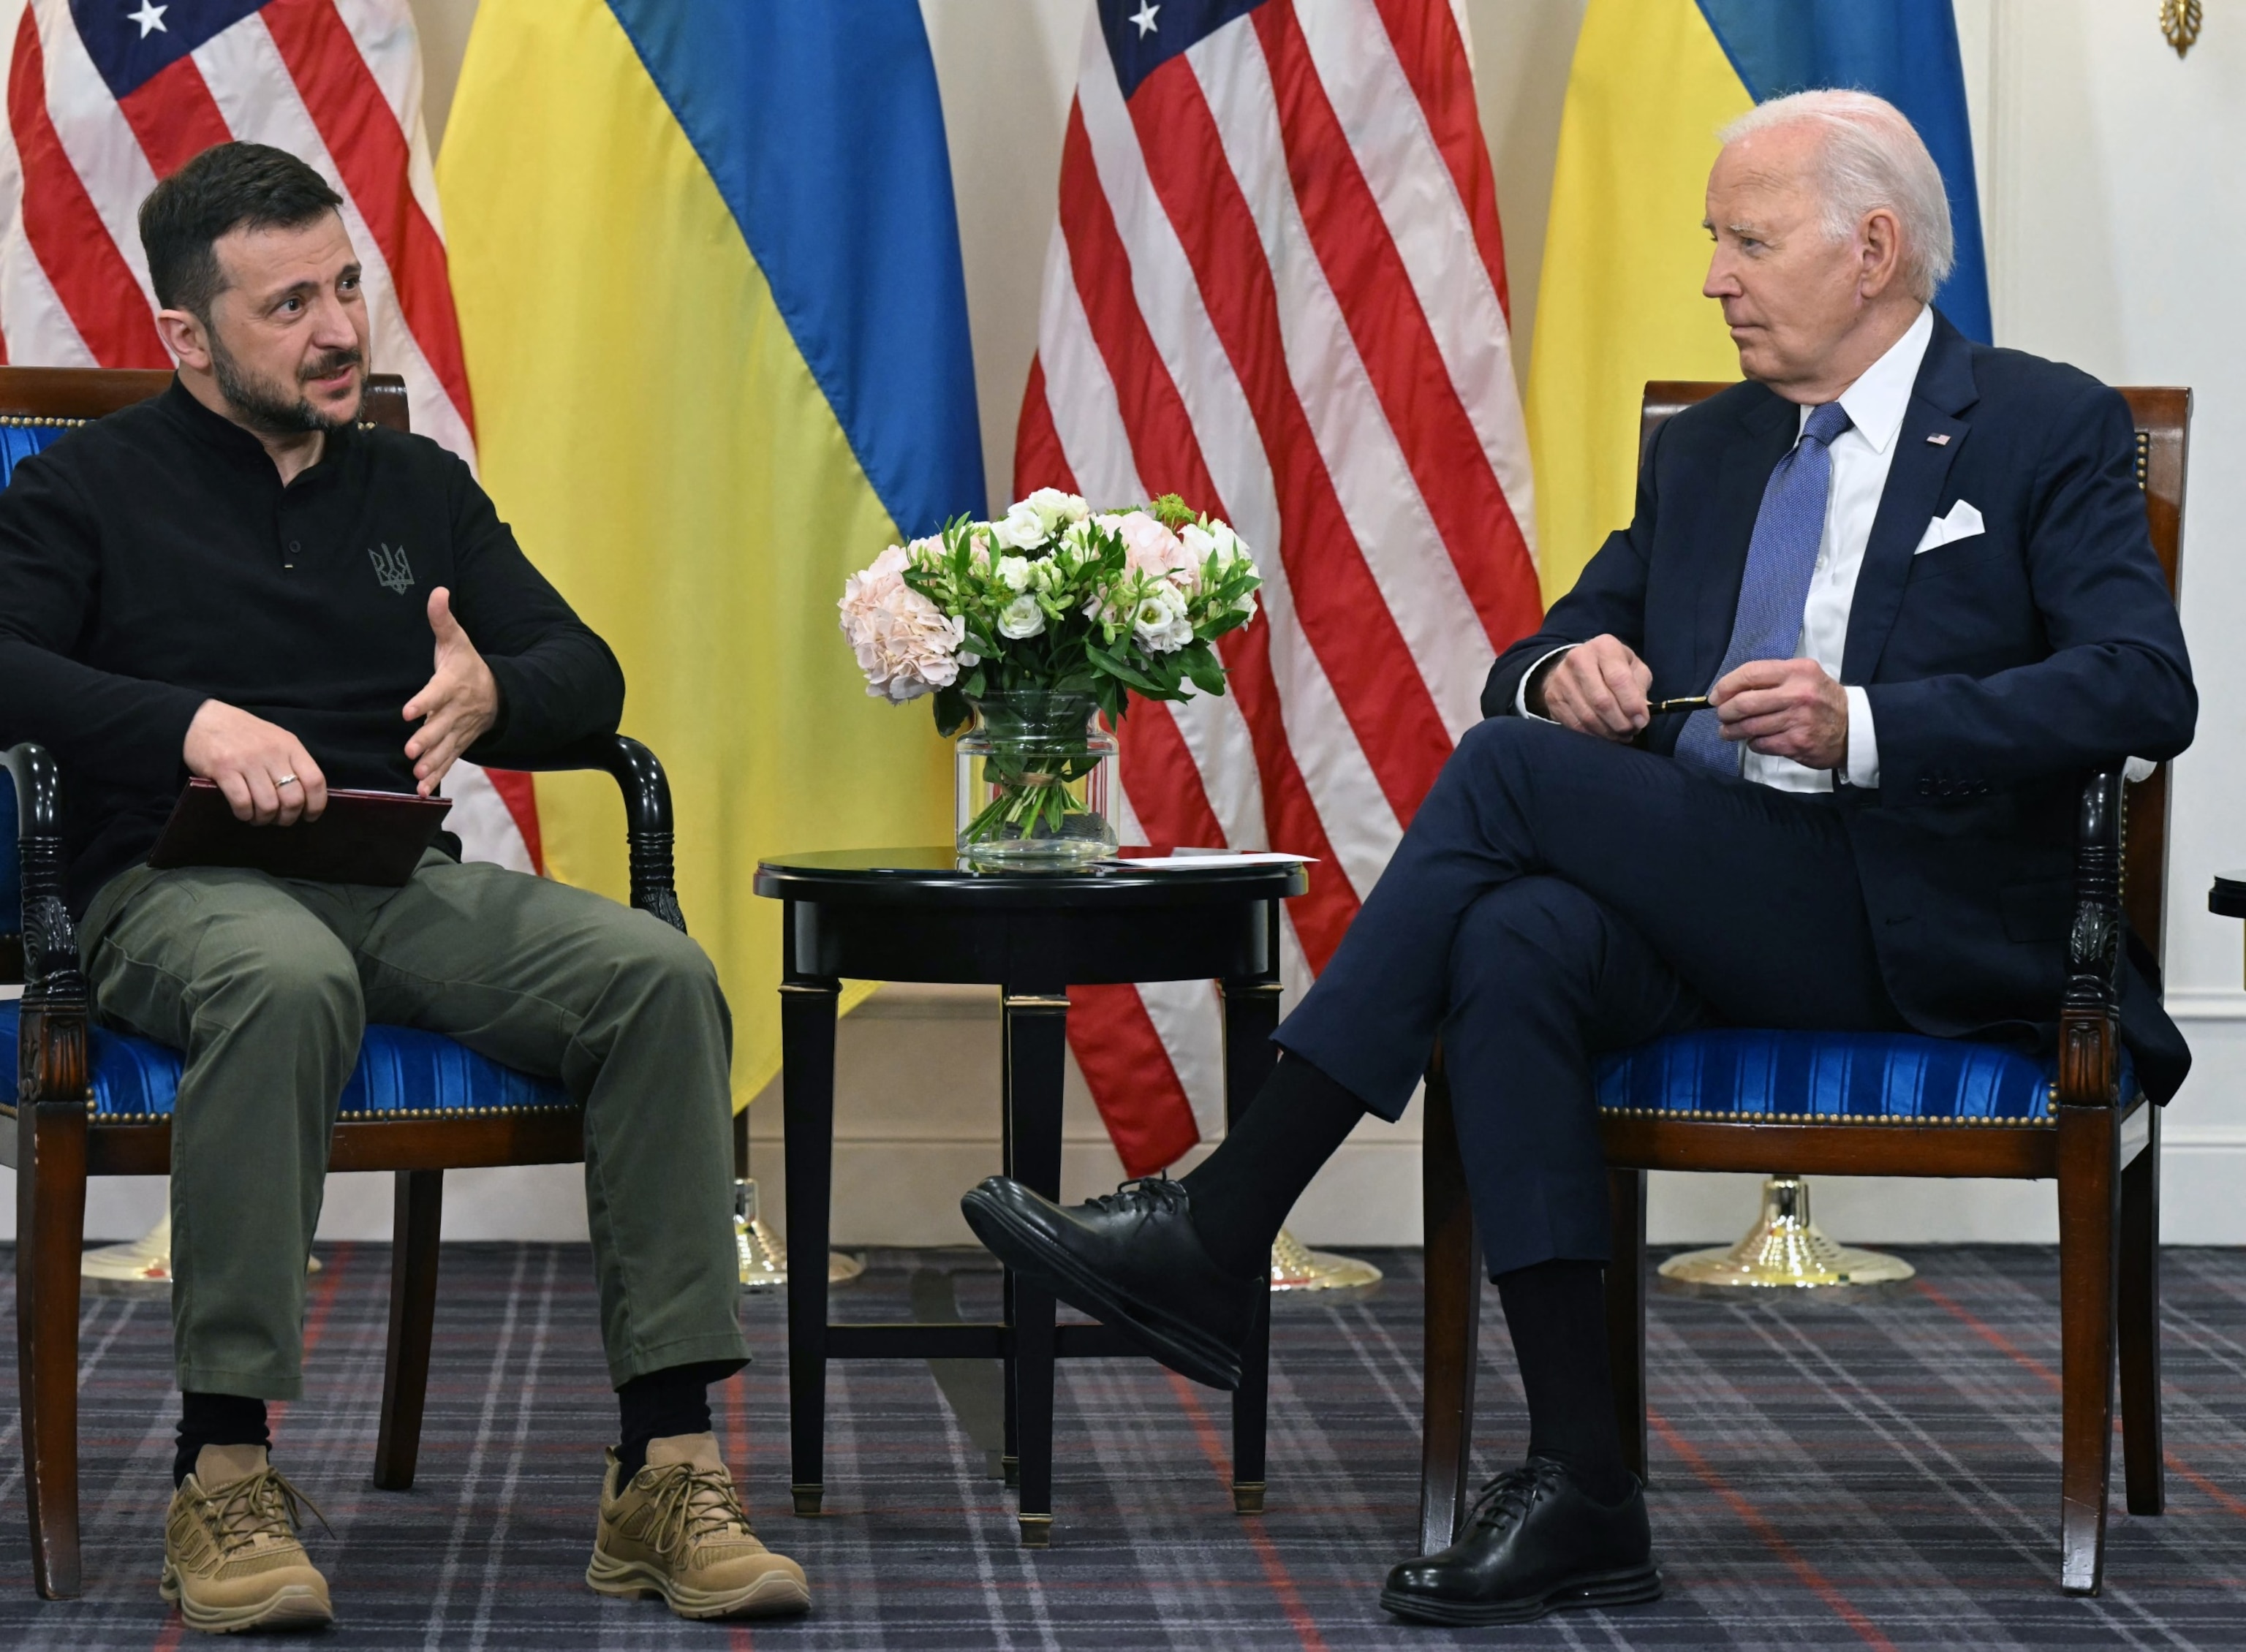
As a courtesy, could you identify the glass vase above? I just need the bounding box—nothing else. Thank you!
[955,691,1119,865]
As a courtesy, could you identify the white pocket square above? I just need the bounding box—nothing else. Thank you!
[1913,499,1985,553]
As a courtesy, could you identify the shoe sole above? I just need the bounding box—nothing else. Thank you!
[1377,1563,1663,1626]
[961,1186,1245,1390]
[586,1550,811,1620]
[159,1561,335,1634]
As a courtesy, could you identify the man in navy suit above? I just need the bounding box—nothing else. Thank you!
[961,91,2196,1622]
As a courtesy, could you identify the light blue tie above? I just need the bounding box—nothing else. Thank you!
[1673,400,1853,776]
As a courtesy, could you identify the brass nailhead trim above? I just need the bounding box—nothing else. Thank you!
[0,415,377,429]
[0,1101,580,1124]
[1597,1104,2055,1126]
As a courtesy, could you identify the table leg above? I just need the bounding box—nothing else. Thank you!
[1222,936,1285,1515]
[1003,988,1070,1545]
[782,969,841,1518]
[999,1002,1020,1489]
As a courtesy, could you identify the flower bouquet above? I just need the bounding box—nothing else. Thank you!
[839,489,1262,863]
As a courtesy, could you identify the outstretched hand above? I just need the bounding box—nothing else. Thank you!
[403,586,499,795]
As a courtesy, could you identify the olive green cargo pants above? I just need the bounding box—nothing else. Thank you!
[79,851,748,1399]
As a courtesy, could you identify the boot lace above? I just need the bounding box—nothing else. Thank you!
[642,1463,755,1557]
[198,1466,330,1558]
[1465,1458,1567,1537]
[1084,1177,1190,1219]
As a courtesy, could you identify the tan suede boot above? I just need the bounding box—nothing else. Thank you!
[586,1433,809,1619]
[159,1444,334,1633]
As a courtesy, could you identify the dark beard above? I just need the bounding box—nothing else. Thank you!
[208,335,360,436]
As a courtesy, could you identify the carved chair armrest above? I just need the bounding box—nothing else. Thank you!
[501,734,686,934]
[4,742,90,1108]
[2057,768,2125,1107]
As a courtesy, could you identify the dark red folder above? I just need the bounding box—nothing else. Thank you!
[148,778,452,887]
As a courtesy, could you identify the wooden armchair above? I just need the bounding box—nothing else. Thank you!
[0,367,687,1599]
[1418,384,2190,1598]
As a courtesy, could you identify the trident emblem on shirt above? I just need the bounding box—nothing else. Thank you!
[369,543,414,594]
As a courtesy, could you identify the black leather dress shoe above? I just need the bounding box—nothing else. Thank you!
[1379,1458,1661,1626]
[960,1175,1263,1390]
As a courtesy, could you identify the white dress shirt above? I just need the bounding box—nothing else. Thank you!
[1522,304,1935,794]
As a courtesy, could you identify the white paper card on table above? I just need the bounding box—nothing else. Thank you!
[1109,849,1313,870]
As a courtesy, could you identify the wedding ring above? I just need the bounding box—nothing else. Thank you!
[275,774,300,787]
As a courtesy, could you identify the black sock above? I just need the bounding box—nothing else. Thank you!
[1177,1053,1368,1276]
[174,1392,270,1487]
[1494,1258,1633,1503]
[615,1360,741,1482]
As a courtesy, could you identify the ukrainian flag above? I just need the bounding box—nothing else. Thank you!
[1527,0,1991,602]
[437,1,985,1103]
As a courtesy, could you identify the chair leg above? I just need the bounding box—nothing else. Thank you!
[18,1099,90,1599]
[1417,1058,1481,1556]
[2056,1102,2121,1595]
[373,1170,444,1491]
[1606,1167,1649,1488]
[2117,1103,2163,1516]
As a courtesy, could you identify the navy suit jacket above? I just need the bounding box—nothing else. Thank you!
[1483,311,2197,1102]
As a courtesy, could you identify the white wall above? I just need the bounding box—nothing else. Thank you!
[1975,1,2246,1241]
[15,1,2242,1249]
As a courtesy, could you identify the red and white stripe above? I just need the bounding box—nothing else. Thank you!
[1018,0,1540,1175]
[0,0,539,870]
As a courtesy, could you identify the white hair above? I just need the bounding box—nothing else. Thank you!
[1719,90,1955,303]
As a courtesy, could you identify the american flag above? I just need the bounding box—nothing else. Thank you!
[0,0,540,871]
[1015,0,1540,1175]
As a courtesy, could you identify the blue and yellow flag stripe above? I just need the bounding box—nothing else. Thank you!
[439,0,983,1105]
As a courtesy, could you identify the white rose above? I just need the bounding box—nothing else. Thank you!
[996,554,1033,592]
[993,501,1048,551]
[1023,487,1089,531]
[998,594,1047,639]
[1131,584,1194,653]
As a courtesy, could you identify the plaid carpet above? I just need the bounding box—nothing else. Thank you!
[0,1241,2242,1648]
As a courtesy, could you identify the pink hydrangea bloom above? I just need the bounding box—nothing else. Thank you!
[838,545,968,702]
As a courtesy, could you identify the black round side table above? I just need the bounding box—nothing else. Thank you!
[752,846,1310,1545]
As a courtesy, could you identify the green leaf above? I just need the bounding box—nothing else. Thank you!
[932,685,971,738]
[1086,641,1166,695]
[1184,651,1228,697]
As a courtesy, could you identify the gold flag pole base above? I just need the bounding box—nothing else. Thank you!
[1268,1227,1382,1292]
[1657,1175,1913,1292]
[82,1211,321,1298]
[736,1179,863,1292]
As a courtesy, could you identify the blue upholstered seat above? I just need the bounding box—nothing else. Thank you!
[0,1000,571,1120]
[1595,1027,2133,1125]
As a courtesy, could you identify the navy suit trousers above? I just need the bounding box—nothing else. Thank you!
[1274,718,1907,1276]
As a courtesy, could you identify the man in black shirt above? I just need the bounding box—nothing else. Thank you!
[0,144,806,1629]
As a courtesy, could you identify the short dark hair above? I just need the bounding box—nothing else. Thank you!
[138,142,344,319]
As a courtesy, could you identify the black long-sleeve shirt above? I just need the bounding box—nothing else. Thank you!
[0,379,623,914]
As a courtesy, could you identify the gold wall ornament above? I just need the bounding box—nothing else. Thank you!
[2162,0,2203,58]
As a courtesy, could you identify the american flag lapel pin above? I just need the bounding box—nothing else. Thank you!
[1927,433,1951,445]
